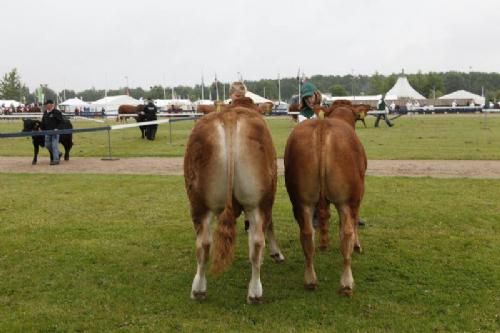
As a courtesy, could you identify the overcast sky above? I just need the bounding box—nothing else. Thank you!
[1,0,498,91]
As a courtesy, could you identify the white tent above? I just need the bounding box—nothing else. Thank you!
[91,95,141,114]
[154,99,193,110]
[59,98,90,113]
[439,90,485,105]
[224,91,273,104]
[0,99,21,108]
[385,76,426,100]
[193,99,214,106]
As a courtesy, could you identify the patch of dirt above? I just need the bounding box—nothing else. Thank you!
[1,157,500,178]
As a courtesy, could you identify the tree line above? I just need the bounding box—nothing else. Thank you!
[2,68,500,104]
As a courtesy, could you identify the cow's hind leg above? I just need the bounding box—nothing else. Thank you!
[337,205,356,296]
[294,205,317,289]
[317,200,331,251]
[246,208,266,304]
[191,210,212,301]
[265,218,285,263]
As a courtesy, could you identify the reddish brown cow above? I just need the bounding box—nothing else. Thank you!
[284,111,367,296]
[184,101,284,303]
[196,104,217,114]
[117,104,144,122]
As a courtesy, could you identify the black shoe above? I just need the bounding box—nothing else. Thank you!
[358,218,365,226]
[50,161,60,165]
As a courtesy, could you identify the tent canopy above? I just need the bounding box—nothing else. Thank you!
[60,97,89,107]
[0,99,21,107]
[439,90,485,105]
[224,91,273,104]
[385,76,426,100]
[91,95,141,113]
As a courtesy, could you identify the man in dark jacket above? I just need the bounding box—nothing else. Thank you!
[41,99,63,165]
[143,100,158,140]
[375,94,394,127]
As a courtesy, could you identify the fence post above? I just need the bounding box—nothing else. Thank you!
[101,128,119,161]
[169,121,172,145]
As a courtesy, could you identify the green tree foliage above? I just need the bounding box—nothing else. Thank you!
[329,84,348,96]
[3,68,500,104]
[0,68,23,100]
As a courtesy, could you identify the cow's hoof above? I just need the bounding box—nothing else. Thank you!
[247,296,263,304]
[32,161,37,165]
[64,157,69,161]
[304,283,317,291]
[354,244,362,254]
[338,286,353,297]
[270,253,285,263]
[191,291,207,301]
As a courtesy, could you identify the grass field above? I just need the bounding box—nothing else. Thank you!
[0,174,498,332]
[1,114,500,159]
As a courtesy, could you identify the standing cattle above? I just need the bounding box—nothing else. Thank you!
[22,118,74,165]
[284,104,367,296]
[117,104,145,123]
[184,100,284,303]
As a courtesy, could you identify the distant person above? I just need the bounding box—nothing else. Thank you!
[101,107,106,117]
[298,82,321,123]
[144,99,158,140]
[375,94,394,127]
[229,81,247,102]
[41,99,64,165]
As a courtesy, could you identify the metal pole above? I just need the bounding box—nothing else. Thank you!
[101,128,119,161]
[169,121,172,145]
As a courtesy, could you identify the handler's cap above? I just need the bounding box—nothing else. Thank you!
[44,99,54,105]
[301,82,317,98]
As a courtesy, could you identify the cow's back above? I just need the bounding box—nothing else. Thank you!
[184,108,276,213]
[284,118,366,206]
[118,105,137,114]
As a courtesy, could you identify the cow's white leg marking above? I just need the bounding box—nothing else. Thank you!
[191,212,212,300]
[246,208,265,303]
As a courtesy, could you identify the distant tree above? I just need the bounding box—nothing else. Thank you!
[78,88,105,101]
[443,72,466,93]
[0,68,23,100]
[368,72,386,95]
[329,84,348,96]
[40,84,57,103]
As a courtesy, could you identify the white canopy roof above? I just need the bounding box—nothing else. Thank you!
[154,99,192,107]
[59,97,89,107]
[193,99,215,106]
[439,90,485,105]
[91,95,141,111]
[385,76,426,100]
[224,91,273,104]
[0,99,21,107]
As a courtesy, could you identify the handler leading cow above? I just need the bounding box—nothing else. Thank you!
[284,82,367,296]
[184,82,283,304]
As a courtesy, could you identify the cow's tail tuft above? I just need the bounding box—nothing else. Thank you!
[212,115,237,274]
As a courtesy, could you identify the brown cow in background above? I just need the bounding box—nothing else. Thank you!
[117,104,145,122]
[184,99,283,304]
[284,107,367,296]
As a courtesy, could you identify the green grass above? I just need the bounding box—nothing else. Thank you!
[1,114,500,159]
[0,174,498,332]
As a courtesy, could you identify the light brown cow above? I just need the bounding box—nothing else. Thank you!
[284,112,367,296]
[184,101,284,303]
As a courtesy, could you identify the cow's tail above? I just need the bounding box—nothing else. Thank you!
[212,114,237,274]
[317,121,329,225]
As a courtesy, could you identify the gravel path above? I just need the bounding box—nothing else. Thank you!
[1,157,500,178]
